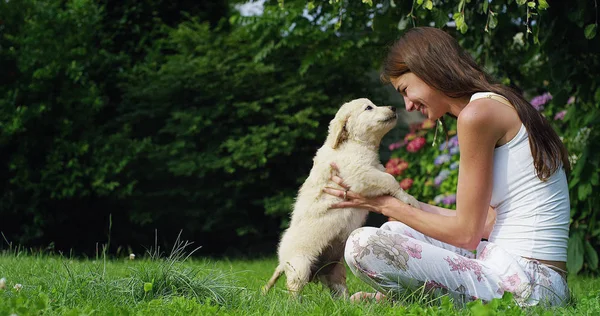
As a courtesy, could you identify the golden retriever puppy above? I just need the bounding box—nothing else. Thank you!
[263,98,420,298]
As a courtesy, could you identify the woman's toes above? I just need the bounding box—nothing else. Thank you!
[349,291,386,303]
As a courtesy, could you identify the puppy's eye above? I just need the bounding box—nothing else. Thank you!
[365,106,373,111]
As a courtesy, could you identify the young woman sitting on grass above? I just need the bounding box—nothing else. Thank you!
[323,27,570,307]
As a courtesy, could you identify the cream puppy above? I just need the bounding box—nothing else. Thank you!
[263,98,420,298]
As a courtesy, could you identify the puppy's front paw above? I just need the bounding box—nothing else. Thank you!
[396,191,420,209]
[405,195,421,209]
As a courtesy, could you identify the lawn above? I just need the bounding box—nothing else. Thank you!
[0,247,598,315]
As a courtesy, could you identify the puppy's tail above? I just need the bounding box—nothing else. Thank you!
[262,265,284,294]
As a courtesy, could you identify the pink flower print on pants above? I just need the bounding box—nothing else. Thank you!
[402,239,423,259]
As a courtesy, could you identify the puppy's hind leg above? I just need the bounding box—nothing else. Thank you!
[262,264,284,294]
[284,256,312,298]
[318,260,348,299]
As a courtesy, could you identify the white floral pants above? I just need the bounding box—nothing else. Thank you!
[344,221,569,307]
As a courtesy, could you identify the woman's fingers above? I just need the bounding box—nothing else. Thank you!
[330,162,340,171]
[330,201,360,209]
[330,175,349,189]
[323,187,362,208]
[323,187,345,199]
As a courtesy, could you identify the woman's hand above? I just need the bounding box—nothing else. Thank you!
[322,163,404,215]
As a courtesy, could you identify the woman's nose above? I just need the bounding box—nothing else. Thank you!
[404,97,414,111]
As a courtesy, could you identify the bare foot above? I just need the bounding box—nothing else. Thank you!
[349,291,386,303]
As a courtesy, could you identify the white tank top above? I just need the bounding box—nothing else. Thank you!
[470,92,570,262]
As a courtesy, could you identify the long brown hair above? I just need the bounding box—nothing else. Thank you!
[381,27,569,181]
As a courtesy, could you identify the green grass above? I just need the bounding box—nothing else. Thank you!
[0,250,599,315]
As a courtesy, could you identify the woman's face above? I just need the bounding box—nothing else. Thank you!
[391,73,449,120]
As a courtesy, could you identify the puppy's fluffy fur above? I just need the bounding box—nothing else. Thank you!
[263,98,420,297]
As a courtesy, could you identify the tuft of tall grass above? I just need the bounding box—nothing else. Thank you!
[119,231,243,305]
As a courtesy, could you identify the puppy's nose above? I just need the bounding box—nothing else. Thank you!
[388,106,396,112]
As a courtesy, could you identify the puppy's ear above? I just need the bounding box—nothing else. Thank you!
[331,120,349,149]
[326,106,351,149]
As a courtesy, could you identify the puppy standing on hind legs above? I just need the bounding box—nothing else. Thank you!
[263,98,420,298]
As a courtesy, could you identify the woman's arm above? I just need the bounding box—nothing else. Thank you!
[384,103,502,249]
[417,202,458,216]
[400,203,496,240]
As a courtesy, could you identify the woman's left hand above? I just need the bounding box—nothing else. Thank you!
[322,163,404,216]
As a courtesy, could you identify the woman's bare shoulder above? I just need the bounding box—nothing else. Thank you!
[458,98,503,128]
[457,98,510,144]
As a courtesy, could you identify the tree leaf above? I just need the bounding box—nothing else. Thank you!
[538,0,549,10]
[397,17,409,30]
[483,0,488,13]
[567,233,584,274]
[527,1,536,8]
[454,12,468,34]
[424,0,433,10]
[489,14,498,29]
[578,183,592,201]
[432,8,450,27]
[584,240,599,270]
[584,24,597,40]
[516,0,527,5]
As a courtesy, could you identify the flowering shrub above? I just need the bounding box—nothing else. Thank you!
[386,119,461,209]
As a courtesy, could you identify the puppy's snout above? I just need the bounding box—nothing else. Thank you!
[388,106,396,113]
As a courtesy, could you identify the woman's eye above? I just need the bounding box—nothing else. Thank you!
[366,106,373,111]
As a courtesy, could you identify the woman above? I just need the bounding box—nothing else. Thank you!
[323,27,570,307]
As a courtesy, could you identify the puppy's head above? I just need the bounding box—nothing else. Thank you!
[326,98,397,149]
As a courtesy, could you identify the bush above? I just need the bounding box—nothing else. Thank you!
[385,119,460,209]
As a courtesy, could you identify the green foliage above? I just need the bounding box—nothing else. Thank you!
[116,3,382,249]
[0,0,149,248]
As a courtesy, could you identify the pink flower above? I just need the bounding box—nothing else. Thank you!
[554,110,567,121]
[399,178,414,190]
[421,119,435,129]
[497,273,522,294]
[398,161,408,172]
[425,280,448,291]
[402,240,423,259]
[444,256,484,281]
[385,158,403,168]
[478,245,491,260]
[406,137,426,153]
[385,158,409,176]
[388,141,403,151]
[567,96,575,105]
[404,132,417,142]
[530,92,552,111]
